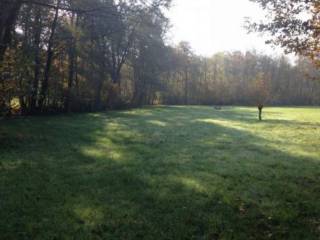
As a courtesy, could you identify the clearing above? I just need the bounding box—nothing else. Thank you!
[1,106,320,239]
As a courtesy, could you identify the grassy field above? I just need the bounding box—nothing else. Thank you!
[1,106,320,240]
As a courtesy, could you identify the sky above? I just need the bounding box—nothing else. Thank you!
[167,0,289,57]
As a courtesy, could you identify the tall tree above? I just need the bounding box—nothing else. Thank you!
[248,0,320,68]
[0,0,23,61]
[38,0,61,110]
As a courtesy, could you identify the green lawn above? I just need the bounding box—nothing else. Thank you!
[1,106,320,239]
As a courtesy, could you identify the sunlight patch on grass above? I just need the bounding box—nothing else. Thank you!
[105,122,123,131]
[177,177,207,193]
[120,109,154,117]
[81,147,123,161]
[0,159,23,171]
[74,205,104,227]
[196,118,250,131]
[148,120,167,127]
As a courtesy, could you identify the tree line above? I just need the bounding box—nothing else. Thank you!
[161,45,320,106]
[0,0,319,116]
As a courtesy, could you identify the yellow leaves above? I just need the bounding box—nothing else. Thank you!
[251,72,270,105]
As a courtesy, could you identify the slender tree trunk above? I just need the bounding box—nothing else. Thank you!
[94,58,106,111]
[132,68,144,106]
[107,71,121,109]
[258,105,263,121]
[18,74,27,114]
[64,14,77,112]
[185,68,188,105]
[74,57,79,99]
[38,0,61,111]
[30,7,42,113]
[0,0,23,62]
[94,76,103,110]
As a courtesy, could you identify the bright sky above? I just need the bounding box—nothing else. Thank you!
[167,0,288,57]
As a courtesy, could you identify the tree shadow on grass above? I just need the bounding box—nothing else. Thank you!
[1,108,320,240]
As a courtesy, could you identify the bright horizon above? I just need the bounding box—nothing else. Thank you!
[167,0,291,58]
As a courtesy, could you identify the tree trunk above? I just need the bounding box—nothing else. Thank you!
[0,0,23,62]
[258,105,263,121]
[29,6,42,113]
[18,74,27,115]
[94,63,105,111]
[132,67,143,106]
[107,82,121,109]
[64,14,77,112]
[94,78,103,110]
[38,0,60,111]
[184,69,188,105]
[107,71,121,109]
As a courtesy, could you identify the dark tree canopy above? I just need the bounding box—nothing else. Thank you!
[0,0,320,116]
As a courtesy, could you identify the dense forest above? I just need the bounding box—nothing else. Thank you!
[0,0,319,116]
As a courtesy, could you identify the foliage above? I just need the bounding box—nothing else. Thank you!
[0,0,171,114]
[248,0,320,68]
[163,51,320,106]
[1,1,320,115]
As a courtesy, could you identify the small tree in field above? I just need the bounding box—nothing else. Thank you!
[251,73,270,121]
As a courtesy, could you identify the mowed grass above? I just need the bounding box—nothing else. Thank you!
[1,106,320,240]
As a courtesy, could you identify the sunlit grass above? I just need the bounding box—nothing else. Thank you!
[1,106,320,239]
